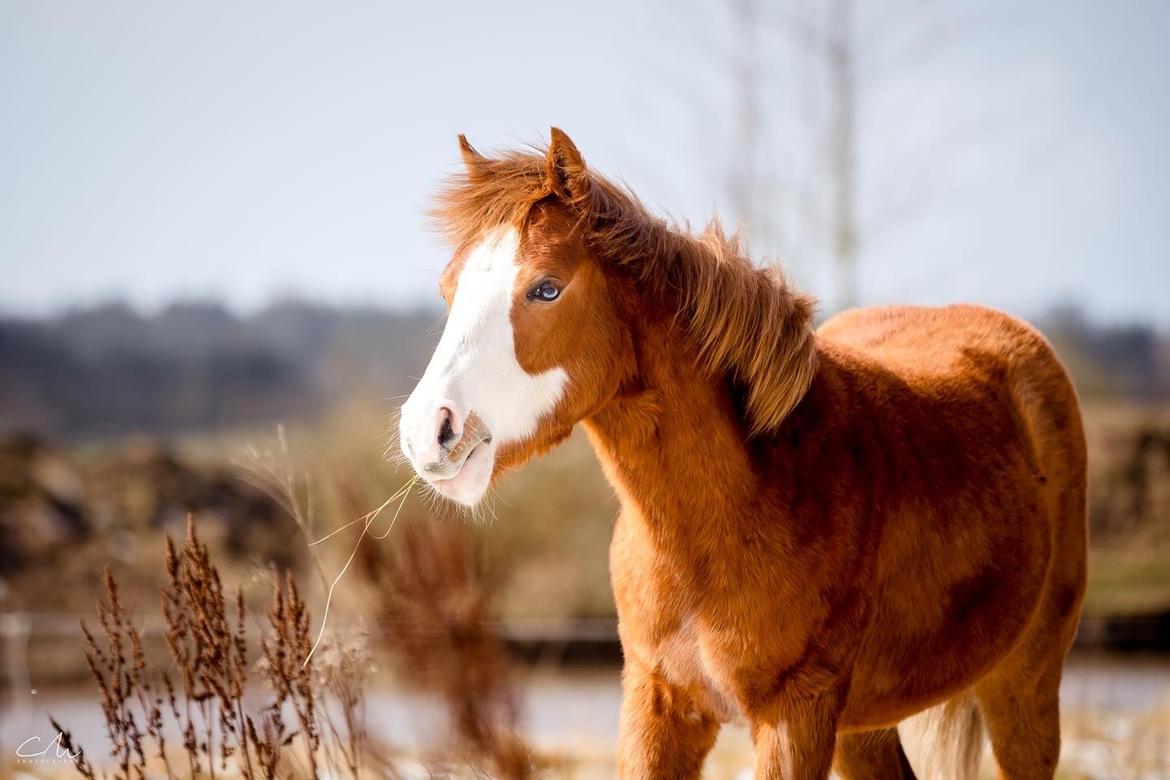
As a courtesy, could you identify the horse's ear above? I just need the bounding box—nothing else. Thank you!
[458,134,485,173]
[546,127,588,199]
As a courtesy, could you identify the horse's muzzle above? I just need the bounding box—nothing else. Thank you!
[400,397,494,503]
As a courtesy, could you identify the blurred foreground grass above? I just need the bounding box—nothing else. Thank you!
[1086,543,1170,616]
[1081,402,1170,618]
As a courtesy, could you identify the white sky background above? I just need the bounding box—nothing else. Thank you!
[0,1,1166,327]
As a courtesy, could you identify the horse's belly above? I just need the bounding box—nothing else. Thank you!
[840,504,1052,728]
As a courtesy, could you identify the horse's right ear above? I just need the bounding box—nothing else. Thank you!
[458,134,485,173]
[546,127,588,200]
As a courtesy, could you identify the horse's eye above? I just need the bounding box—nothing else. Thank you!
[528,280,561,302]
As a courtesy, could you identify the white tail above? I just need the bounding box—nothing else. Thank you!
[898,694,985,780]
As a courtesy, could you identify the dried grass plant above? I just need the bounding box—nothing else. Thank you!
[54,517,374,780]
[56,427,536,779]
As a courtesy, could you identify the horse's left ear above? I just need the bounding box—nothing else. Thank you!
[458,133,486,173]
[546,127,588,199]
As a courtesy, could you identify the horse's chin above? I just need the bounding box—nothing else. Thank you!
[427,439,495,507]
[494,424,575,474]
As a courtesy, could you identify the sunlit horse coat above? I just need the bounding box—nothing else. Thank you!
[399,129,1087,780]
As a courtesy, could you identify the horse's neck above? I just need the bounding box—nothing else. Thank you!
[582,317,763,540]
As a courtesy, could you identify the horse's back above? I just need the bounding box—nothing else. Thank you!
[821,304,1056,375]
[820,304,1085,468]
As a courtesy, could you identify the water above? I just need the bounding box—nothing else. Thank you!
[3,652,1168,775]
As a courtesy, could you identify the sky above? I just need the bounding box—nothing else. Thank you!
[1,0,1167,327]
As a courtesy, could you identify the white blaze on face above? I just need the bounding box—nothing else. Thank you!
[399,227,568,505]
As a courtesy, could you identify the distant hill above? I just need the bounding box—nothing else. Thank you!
[0,300,438,439]
[1039,306,1170,400]
[0,300,1165,440]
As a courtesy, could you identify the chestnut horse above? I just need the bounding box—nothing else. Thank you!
[399,129,1087,779]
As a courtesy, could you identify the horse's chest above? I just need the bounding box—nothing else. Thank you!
[654,617,744,723]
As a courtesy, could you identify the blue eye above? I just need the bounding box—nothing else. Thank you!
[529,280,561,302]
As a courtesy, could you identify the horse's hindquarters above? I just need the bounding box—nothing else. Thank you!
[832,306,1088,735]
[839,469,1053,728]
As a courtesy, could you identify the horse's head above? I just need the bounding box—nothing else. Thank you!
[399,129,632,505]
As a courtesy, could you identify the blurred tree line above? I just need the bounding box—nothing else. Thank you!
[0,299,1166,441]
[0,300,436,439]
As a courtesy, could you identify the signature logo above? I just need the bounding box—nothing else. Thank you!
[15,732,81,763]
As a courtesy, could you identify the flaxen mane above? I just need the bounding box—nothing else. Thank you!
[432,133,818,434]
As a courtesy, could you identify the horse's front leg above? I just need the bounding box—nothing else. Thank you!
[618,661,720,779]
[751,691,843,780]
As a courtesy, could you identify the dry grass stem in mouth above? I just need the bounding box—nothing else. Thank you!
[236,424,423,669]
[304,475,419,668]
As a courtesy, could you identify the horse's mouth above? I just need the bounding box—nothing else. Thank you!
[422,437,495,506]
[427,439,485,482]
[405,410,494,507]
[424,427,494,483]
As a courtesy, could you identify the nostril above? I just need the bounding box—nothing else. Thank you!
[437,406,457,450]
